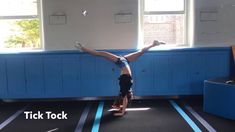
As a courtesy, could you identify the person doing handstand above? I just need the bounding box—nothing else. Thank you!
[75,40,165,116]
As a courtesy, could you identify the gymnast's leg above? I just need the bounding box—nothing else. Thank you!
[75,43,119,62]
[124,40,165,62]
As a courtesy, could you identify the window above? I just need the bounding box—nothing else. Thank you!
[139,0,186,48]
[0,0,42,50]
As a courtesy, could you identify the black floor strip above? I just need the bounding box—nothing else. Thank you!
[1,101,86,132]
[0,102,28,124]
[99,100,194,132]
[74,103,91,132]
[1,98,234,132]
[175,99,208,132]
[183,97,235,132]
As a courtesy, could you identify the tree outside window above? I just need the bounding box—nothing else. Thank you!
[0,0,41,50]
[4,19,40,48]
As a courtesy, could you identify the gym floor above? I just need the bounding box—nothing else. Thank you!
[0,97,234,132]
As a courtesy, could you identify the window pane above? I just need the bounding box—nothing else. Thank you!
[0,0,38,16]
[145,0,184,12]
[0,19,41,49]
[143,15,184,45]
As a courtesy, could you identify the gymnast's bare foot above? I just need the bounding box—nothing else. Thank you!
[153,40,166,46]
[74,41,83,52]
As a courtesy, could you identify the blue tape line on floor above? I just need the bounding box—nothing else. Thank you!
[184,104,216,132]
[92,101,104,132]
[169,100,202,132]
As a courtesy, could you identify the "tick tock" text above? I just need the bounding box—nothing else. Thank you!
[24,111,68,120]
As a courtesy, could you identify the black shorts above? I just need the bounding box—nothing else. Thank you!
[118,74,133,97]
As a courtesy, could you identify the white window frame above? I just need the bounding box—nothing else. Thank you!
[0,0,44,50]
[138,0,189,49]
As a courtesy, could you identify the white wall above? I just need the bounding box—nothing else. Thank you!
[42,0,138,50]
[194,0,235,47]
[42,0,235,50]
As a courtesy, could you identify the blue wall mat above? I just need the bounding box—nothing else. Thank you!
[132,54,155,96]
[95,57,119,96]
[62,55,81,97]
[0,58,7,98]
[189,53,206,94]
[25,56,44,98]
[43,55,63,97]
[6,56,26,97]
[80,54,97,97]
[205,52,230,79]
[171,53,190,94]
[0,47,231,99]
[155,55,171,95]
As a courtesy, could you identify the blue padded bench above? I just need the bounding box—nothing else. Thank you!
[204,77,235,120]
